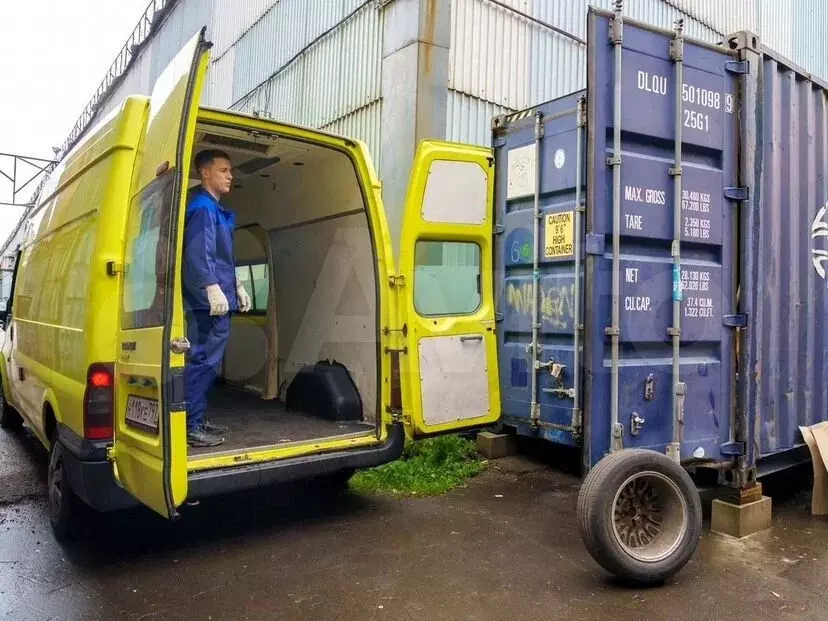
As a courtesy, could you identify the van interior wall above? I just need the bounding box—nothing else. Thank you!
[211,138,378,423]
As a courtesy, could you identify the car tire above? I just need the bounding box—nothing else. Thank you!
[48,432,84,541]
[0,383,22,430]
[577,448,702,585]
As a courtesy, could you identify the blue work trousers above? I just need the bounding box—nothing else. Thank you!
[184,310,231,431]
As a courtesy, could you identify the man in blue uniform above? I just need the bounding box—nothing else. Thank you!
[182,149,252,447]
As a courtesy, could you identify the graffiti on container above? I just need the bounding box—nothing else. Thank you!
[810,202,828,281]
[505,282,575,329]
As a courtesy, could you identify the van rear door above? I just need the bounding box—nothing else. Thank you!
[397,141,501,437]
[113,29,211,518]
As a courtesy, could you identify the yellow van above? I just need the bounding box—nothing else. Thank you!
[0,30,500,538]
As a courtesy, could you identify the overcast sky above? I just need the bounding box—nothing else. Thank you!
[0,0,148,244]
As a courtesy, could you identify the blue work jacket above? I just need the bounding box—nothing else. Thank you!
[182,187,238,312]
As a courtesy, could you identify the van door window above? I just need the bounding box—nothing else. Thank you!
[121,171,176,329]
[414,240,481,316]
[234,262,269,313]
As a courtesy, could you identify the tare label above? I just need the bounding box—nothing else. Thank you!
[618,158,724,245]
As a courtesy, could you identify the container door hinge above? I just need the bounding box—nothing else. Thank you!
[106,260,123,276]
[388,274,406,287]
[494,224,505,235]
[495,312,505,323]
[720,441,746,456]
[106,446,116,461]
[724,186,749,201]
[725,60,749,75]
[570,408,583,435]
[723,313,748,328]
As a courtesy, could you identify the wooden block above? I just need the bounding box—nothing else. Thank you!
[476,432,517,459]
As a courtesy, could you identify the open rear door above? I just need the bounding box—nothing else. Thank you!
[112,29,211,517]
[398,141,501,437]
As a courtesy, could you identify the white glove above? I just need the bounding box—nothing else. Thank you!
[236,281,252,313]
[205,283,229,316]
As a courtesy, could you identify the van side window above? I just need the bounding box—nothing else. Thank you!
[121,172,176,329]
[234,262,269,313]
[414,241,481,316]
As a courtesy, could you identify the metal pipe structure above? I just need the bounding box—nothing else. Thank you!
[668,19,686,462]
[608,0,624,451]
[572,96,586,435]
[529,110,544,427]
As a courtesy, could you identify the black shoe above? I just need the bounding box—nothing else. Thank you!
[204,420,228,434]
[187,428,225,447]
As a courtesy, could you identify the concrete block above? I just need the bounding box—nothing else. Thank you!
[476,432,517,459]
[711,496,772,538]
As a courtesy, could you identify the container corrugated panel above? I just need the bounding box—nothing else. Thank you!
[743,46,828,464]
[494,9,740,469]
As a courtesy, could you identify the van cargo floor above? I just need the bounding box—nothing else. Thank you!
[188,384,374,457]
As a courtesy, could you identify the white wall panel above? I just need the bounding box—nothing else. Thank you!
[209,0,275,59]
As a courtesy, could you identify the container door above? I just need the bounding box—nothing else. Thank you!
[113,29,211,518]
[398,141,500,437]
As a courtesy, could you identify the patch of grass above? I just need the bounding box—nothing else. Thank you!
[350,434,487,496]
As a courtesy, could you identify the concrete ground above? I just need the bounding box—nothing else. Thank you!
[1,427,828,621]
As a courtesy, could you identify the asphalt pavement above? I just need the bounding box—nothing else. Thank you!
[2,426,828,621]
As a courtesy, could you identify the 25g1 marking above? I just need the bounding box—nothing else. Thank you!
[684,110,709,132]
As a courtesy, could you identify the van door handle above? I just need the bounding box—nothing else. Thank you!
[460,334,483,342]
[170,337,190,354]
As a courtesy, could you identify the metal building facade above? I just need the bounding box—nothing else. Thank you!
[446,0,828,146]
[4,0,828,261]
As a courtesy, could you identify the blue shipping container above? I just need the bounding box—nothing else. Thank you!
[493,7,828,482]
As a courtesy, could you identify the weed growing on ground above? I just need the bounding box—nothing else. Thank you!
[350,434,487,496]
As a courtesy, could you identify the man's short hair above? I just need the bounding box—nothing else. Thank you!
[194,149,231,174]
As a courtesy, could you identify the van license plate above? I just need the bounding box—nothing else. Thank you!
[126,396,159,434]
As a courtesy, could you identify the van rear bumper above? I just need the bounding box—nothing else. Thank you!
[58,425,139,512]
[187,423,405,500]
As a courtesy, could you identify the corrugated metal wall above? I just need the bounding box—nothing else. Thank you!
[227,1,383,167]
[446,0,828,147]
[446,0,729,146]
[94,0,384,170]
[745,50,828,459]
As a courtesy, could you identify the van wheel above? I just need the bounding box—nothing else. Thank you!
[48,433,83,541]
[577,449,702,585]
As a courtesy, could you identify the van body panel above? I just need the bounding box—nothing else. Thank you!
[397,140,502,437]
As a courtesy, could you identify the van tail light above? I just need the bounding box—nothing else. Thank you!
[84,363,114,440]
